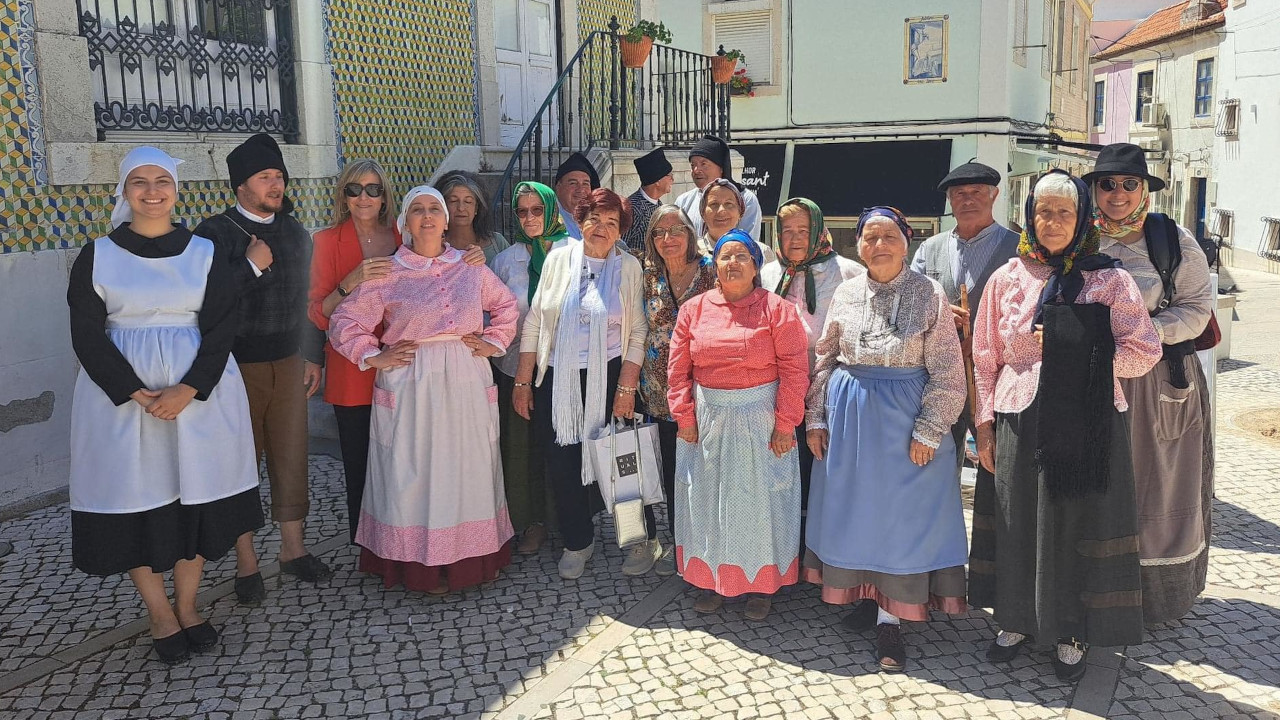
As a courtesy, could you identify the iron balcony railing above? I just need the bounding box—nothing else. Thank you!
[76,0,299,140]
[492,16,730,238]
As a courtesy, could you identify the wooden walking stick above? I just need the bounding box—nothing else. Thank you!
[959,284,979,416]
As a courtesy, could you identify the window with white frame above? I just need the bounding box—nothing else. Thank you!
[1013,0,1029,67]
[1093,79,1105,128]
[1135,70,1154,123]
[713,10,773,85]
[1195,57,1214,117]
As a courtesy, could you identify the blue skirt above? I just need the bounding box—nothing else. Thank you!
[807,365,968,575]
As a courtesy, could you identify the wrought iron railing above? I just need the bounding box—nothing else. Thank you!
[492,17,730,238]
[76,0,298,140]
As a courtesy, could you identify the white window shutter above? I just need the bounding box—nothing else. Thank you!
[714,11,773,85]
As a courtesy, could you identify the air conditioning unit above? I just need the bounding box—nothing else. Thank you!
[1140,102,1167,127]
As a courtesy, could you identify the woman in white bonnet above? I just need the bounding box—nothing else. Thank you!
[67,146,262,665]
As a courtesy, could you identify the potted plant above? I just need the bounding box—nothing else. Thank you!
[730,67,755,97]
[620,20,672,68]
[711,48,744,84]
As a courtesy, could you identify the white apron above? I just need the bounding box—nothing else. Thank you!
[69,235,259,514]
[355,336,514,567]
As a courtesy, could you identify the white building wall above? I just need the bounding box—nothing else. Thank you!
[1213,1,1280,267]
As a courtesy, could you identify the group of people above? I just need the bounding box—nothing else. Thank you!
[69,133,1214,686]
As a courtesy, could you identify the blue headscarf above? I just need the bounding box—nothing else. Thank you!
[712,228,763,268]
[855,206,914,242]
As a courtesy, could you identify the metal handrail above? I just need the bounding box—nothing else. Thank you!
[491,17,729,238]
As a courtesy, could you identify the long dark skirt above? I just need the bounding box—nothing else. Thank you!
[73,487,264,576]
[1121,353,1214,625]
[495,371,547,533]
[969,394,1143,647]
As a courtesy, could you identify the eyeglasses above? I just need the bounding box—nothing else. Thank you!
[1098,177,1143,192]
[706,202,739,213]
[651,227,689,240]
[716,252,755,264]
[344,182,384,198]
[515,206,545,219]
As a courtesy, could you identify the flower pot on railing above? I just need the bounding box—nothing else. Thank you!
[711,55,737,84]
[620,36,653,68]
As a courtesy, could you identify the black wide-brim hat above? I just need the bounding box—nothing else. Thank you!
[1082,143,1166,191]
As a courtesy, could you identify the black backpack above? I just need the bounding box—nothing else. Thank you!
[1143,212,1182,311]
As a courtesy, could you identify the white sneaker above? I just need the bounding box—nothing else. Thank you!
[621,539,661,576]
[558,545,595,580]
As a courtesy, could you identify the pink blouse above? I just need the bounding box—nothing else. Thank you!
[666,287,810,431]
[972,257,1161,426]
[329,245,519,369]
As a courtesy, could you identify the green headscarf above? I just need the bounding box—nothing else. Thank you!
[773,197,837,314]
[511,181,570,303]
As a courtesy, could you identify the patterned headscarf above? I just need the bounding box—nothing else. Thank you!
[855,206,914,245]
[773,197,837,314]
[511,181,570,303]
[1018,170,1120,327]
[1091,179,1151,240]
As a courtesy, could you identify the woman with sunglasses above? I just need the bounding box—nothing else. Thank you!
[802,207,968,673]
[309,161,484,543]
[490,182,572,555]
[1085,143,1216,626]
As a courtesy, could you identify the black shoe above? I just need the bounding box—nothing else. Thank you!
[182,621,219,653]
[840,599,879,633]
[986,633,1033,663]
[875,623,907,673]
[1052,638,1090,683]
[280,554,334,583]
[152,631,190,665]
[235,572,267,607]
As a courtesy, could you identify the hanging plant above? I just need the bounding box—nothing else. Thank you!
[711,48,744,84]
[620,20,672,68]
[730,67,755,97]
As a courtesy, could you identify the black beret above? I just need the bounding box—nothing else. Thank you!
[554,152,600,190]
[227,133,289,190]
[689,135,731,178]
[937,162,1001,192]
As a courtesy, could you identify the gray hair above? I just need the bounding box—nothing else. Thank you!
[644,204,700,268]
[435,170,496,242]
[1032,172,1078,205]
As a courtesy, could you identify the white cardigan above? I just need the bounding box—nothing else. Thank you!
[520,240,648,386]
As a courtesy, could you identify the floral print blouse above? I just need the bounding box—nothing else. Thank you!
[804,266,966,448]
[638,255,717,420]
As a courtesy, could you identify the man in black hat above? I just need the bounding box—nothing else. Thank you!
[194,133,332,605]
[620,148,674,255]
[911,160,1019,474]
[554,151,600,239]
[673,135,762,242]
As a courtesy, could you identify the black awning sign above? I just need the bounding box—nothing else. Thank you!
[736,143,787,216]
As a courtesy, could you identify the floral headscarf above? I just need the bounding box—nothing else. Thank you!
[1018,170,1120,327]
[1091,179,1151,240]
[511,181,569,303]
[773,197,836,314]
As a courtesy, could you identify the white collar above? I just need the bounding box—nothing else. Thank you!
[640,188,662,205]
[394,243,462,269]
[236,203,274,224]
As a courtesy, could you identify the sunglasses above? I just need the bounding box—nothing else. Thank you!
[1098,177,1143,192]
[515,206,545,219]
[343,182,384,198]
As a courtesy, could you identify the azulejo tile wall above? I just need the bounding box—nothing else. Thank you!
[327,0,478,196]
[578,0,637,41]
[0,0,334,254]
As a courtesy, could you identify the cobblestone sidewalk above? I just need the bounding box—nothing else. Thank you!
[1,272,1278,719]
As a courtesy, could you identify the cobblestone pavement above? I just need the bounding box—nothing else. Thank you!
[0,270,1278,719]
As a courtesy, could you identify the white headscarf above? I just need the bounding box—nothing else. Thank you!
[110,146,183,228]
[396,185,449,246]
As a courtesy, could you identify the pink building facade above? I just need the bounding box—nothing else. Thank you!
[1090,60,1134,145]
